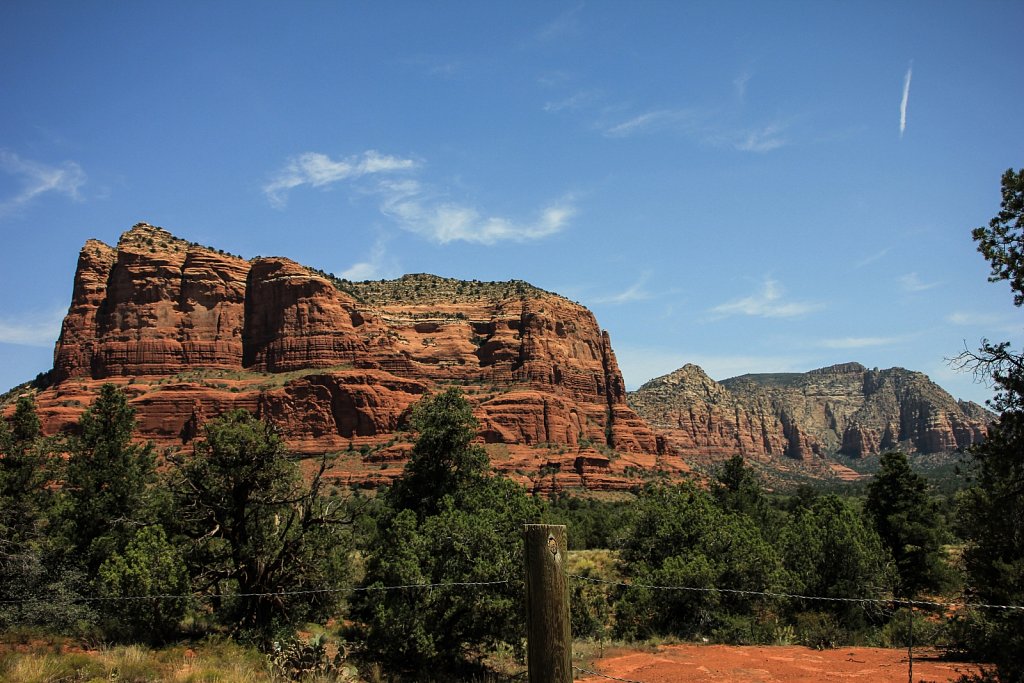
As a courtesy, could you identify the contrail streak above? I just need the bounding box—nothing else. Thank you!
[900,64,913,138]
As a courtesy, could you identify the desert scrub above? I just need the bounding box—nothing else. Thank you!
[0,638,274,683]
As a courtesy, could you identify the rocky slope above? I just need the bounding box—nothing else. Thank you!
[31,223,677,492]
[629,362,991,461]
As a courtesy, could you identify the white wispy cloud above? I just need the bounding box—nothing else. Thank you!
[819,336,902,349]
[0,150,86,215]
[537,70,572,88]
[710,278,823,319]
[947,311,1001,326]
[602,109,700,138]
[379,179,575,245]
[264,150,417,208]
[900,271,939,292]
[732,124,788,152]
[592,274,653,305]
[945,312,1018,337]
[267,150,575,244]
[0,308,66,347]
[734,71,752,102]
[403,54,464,79]
[340,237,396,281]
[602,108,789,153]
[855,247,892,268]
[535,1,584,43]
[899,63,913,138]
[543,89,601,113]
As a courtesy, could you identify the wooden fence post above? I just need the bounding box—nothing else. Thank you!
[523,523,572,683]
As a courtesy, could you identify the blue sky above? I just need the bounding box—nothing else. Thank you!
[1,1,1022,406]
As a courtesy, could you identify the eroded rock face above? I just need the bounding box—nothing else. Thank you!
[54,225,249,380]
[35,224,665,490]
[627,364,798,460]
[629,361,992,460]
[242,258,387,372]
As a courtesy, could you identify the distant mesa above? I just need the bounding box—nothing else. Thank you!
[628,361,991,461]
[7,223,990,492]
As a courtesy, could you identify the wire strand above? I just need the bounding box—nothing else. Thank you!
[0,580,512,605]
[568,574,1024,611]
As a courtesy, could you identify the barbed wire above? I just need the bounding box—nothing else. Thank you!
[569,574,1024,612]
[0,579,512,606]
[5,571,1023,613]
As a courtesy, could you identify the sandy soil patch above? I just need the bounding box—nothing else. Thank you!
[576,644,982,682]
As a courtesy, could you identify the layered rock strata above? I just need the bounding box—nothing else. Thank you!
[34,223,668,491]
[629,362,991,460]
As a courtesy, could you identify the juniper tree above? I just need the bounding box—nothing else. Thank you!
[0,396,63,629]
[169,409,351,634]
[356,388,537,672]
[58,384,158,574]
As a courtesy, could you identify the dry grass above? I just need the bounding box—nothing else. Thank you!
[0,639,273,683]
[567,548,620,580]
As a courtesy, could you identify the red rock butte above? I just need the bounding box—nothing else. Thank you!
[34,223,680,492]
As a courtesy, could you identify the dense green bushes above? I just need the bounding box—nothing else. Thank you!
[353,388,538,673]
[168,409,351,635]
[0,387,353,645]
[604,466,897,647]
[614,481,788,640]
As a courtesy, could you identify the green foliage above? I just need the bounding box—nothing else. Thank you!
[713,455,784,539]
[356,388,538,672]
[778,494,893,630]
[614,483,787,640]
[269,633,357,681]
[10,395,41,444]
[865,451,953,597]
[58,384,159,573]
[0,397,53,542]
[569,575,612,641]
[359,480,537,670]
[875,607,948,649]
[387,387,489,518]
[540,494,631,549]
[97,525,190,643]
[169,409,351,634]
[972,168,1024,305]
[956,391,1024,677]
[0,396,52,553]
[792,611,843,650]
[0,396,96,634]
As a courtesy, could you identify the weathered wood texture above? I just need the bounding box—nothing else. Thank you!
[523,524,572,683]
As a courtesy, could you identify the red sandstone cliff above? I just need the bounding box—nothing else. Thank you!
[54,228,250,380]
[33,223,674,492]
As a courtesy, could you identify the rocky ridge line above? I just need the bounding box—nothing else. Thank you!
[628,362,991,460]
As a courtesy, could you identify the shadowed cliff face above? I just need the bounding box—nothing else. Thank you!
[36,223,669,492]
[628,362,991,460]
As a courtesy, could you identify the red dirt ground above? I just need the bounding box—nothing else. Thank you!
[575,644,983,682]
